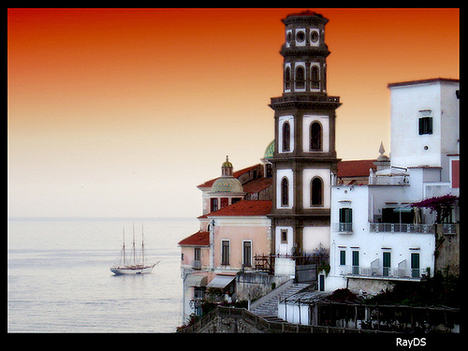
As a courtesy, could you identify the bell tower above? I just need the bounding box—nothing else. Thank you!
[269,11,341,272]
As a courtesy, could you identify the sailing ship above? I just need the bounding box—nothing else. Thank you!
[110,224,159,275]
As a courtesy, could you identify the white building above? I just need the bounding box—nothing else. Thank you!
[325,78,459,293]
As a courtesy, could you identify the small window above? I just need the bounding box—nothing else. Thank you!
[220,198,229,209]
[419,117,433,135]
[295,66,305,89]
[311,65,320,89]
[210,198,218,212]
[383,252,391,277]
[282,122,290,152]
[339,208,353,223]
[310,122,322,150]
[243,241,252,267]
[339,208,353,232]
[281,229,288,244]
[311,177,323,206]
[352,251,359,274]
[340,250,346,266]
[266,164,272,178]
[411,253,420,278]
[296,31,305,43]
[310,30,319,43]
[194,247,201,261]
[285,67,291,90]
[221,240,230,265]
[281,177,289,207]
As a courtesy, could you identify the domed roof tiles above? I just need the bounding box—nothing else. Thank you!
[210,177,243,194]
[264,140,275,159]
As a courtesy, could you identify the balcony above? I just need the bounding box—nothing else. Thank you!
[369,167,410,186]
[191,260,202,270]
[369,175,410,186]
[270,94,341,109]
[333,222,353,234]
[338,265,421,280]
[369,223,434,234]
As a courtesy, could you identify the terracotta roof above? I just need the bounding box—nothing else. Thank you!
[242,177,273,194]
[208,200,272,217]
[178,231,209,246]
[197,164,260,189]
[337,160,377,178]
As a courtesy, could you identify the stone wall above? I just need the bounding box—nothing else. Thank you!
[235,272,275,301]
[435,224,459,276]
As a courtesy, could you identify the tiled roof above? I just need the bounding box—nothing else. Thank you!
[337,160,376,178]
[178,231,210,246]
[242,177,273,194]
[208,200,272,217]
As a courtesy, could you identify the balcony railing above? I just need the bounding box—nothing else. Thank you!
[270,95,340,104]
[369,223,434,234]
[338,265,421,279]
[191,260,201,270]
[333,222,353,233]
[369,176,410,186]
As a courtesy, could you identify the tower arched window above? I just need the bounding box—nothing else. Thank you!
[285,67,291,90]
[295,66,305,89]
[282,122,290,152]
[311,177,323,206]
[310,122,322,151]
[281,177,289,207]
[311,65,320,89]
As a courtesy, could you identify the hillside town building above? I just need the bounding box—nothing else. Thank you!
[178,11,459,324]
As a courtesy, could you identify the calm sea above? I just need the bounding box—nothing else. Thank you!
[7,217,199,333]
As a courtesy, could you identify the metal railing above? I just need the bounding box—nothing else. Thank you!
[369,176,410,186]
[191,260,201,270]
[369,223,434,234]
[334,222,353,233]
[338,265,421,279]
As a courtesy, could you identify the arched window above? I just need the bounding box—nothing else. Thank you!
[311,177,323,206]
[281,177,289,207]
[310,122,322,150]
[282,122,290,152]
[311,65,319,89]
[295,66,305,89]
[285,67,291,90]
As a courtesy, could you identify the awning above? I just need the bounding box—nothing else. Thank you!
[206,275,236,289]
[186,274,207,287]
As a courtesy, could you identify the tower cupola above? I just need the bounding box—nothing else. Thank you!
[221,155,233,177]
[281,10,330,96]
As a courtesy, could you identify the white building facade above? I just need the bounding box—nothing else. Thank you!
[325,78,459,293]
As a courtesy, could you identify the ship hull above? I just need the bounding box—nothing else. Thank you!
[110,264,156,275]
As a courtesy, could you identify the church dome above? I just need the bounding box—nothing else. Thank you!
[210,155,244,194]
[210,177,243,194]
[264,140,275,159]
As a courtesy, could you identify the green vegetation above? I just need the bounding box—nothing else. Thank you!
[365,271,460,307]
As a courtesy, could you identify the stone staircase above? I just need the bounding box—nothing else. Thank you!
[250,280,310,318]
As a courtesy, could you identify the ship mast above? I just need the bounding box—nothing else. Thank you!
[132,223,136,265]
[141,223,145,265]
[122,227,126,265]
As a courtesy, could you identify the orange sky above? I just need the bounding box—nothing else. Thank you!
[8,8,459,218]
